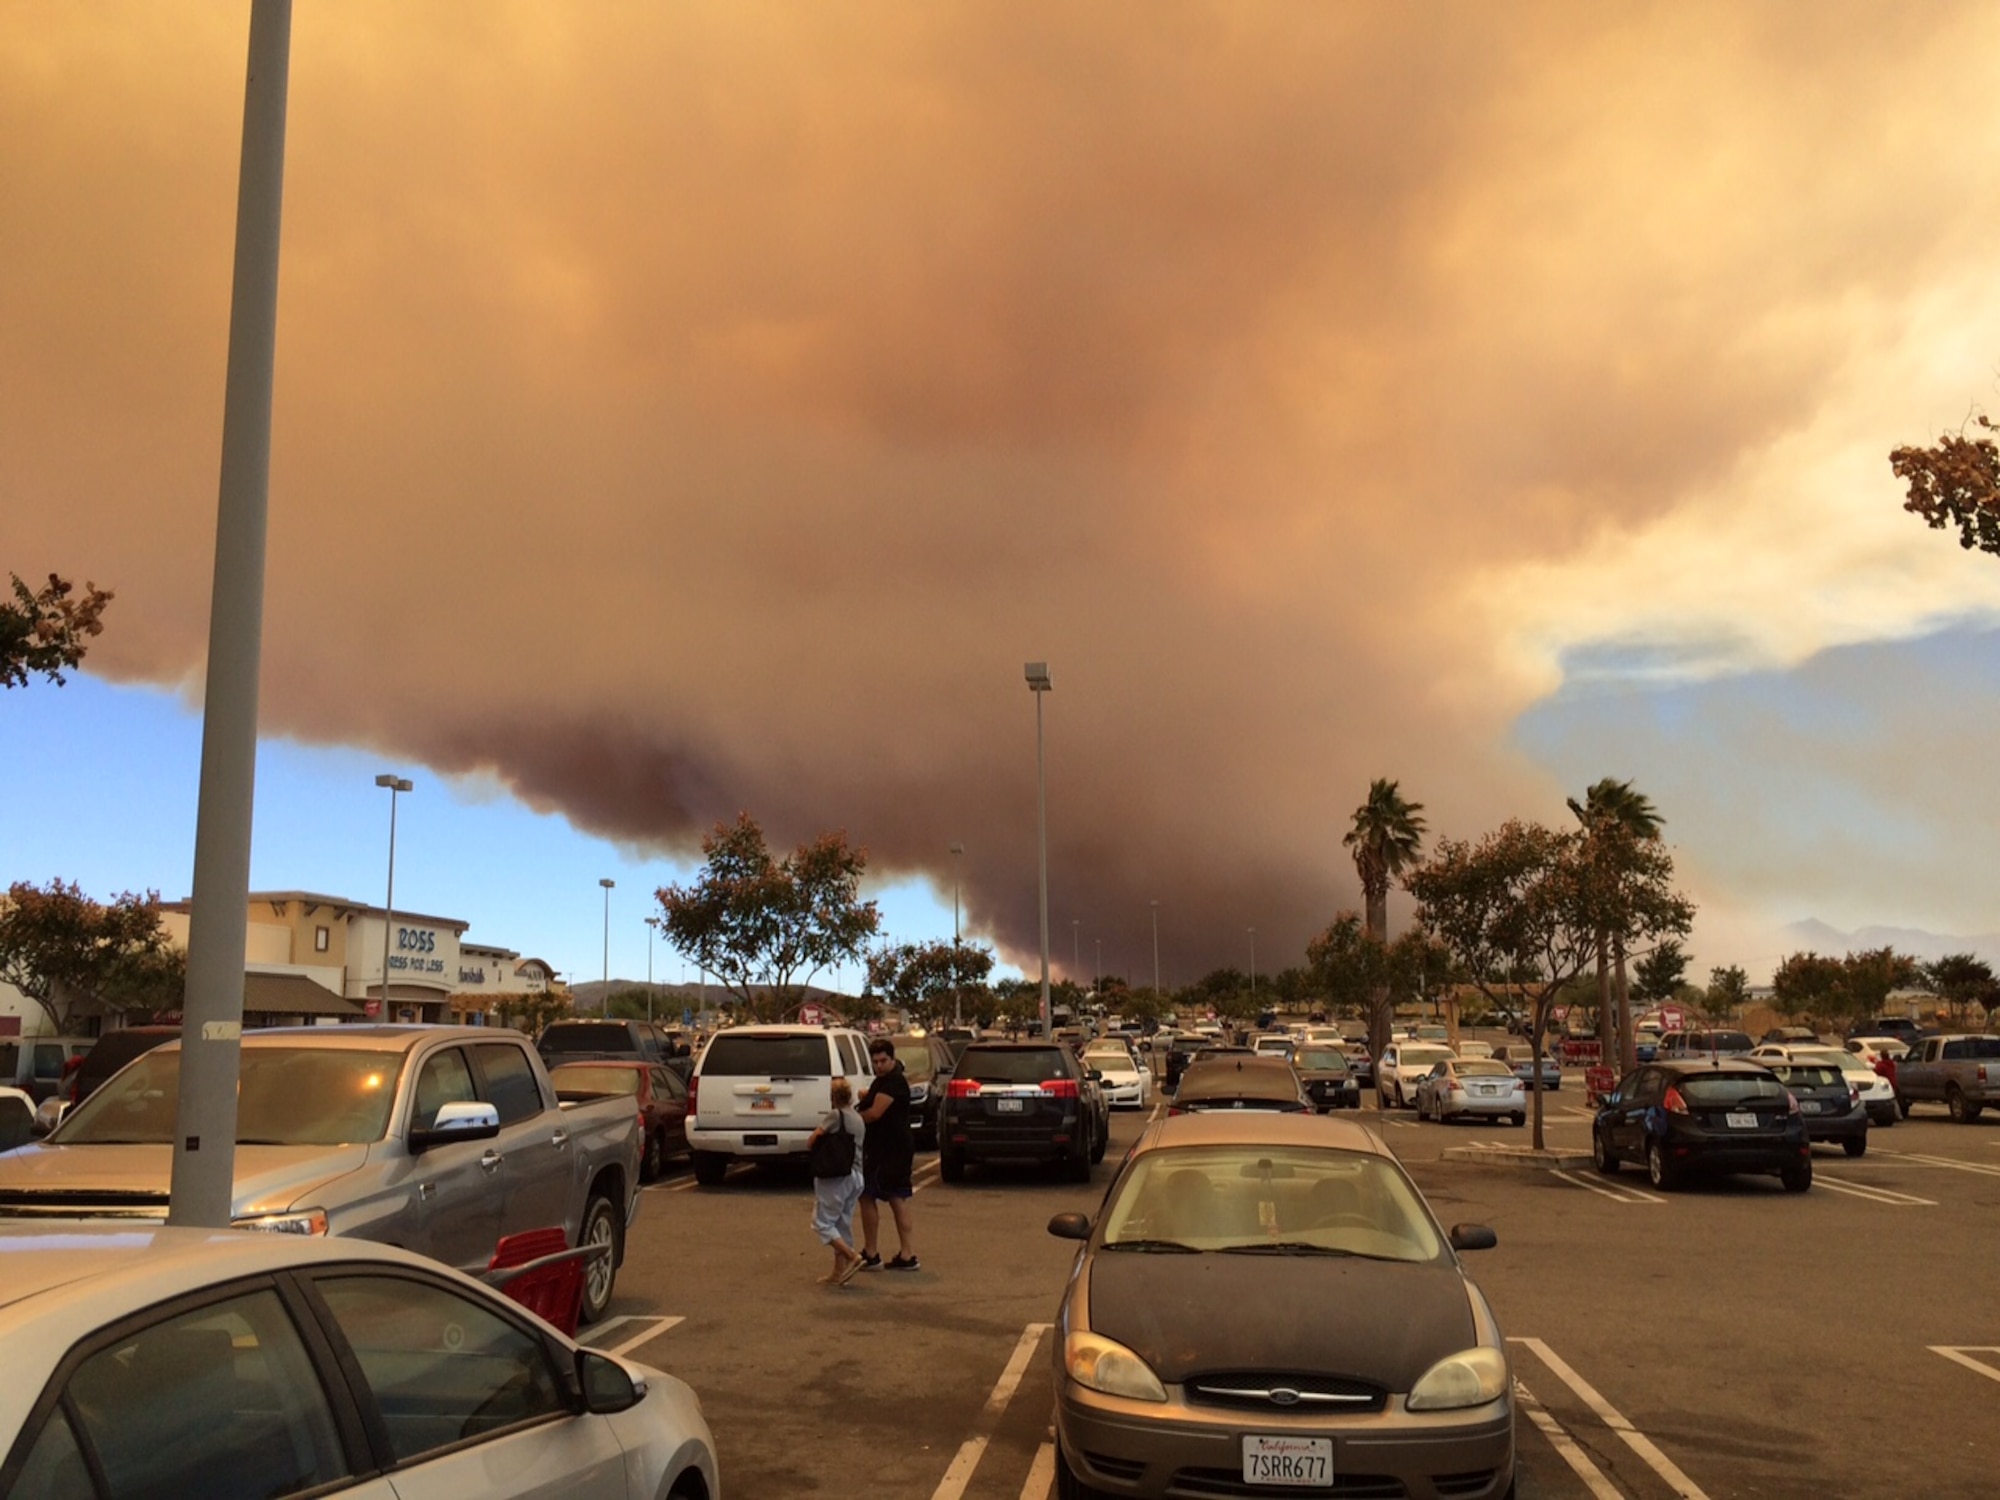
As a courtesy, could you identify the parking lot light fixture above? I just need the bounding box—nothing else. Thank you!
[1026,661,1053,1038]
[1150,900,1161,998]
[645,915,660,1024]
[375,775,413,1018]
[599,878,615,994]
[950,842,965,1024]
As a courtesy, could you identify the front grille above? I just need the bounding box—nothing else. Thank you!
[1169,1467,1404,1499]
[1082,1451,1147,1482]
[1187,1373,1386,1414]
[0,1191,169,1217]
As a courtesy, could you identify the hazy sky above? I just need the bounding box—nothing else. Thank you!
[9,2,2000,989]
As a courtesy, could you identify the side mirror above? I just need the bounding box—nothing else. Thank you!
[1448,1223,1497,1252]
[1047,1211,1092,1241]
[409,1100,501,1152]
[576,1349,644,1413]
[1087,1068,1104,1082]
[1603,1091,1620,1106]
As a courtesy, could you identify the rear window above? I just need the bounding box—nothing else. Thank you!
[1764,1065,1842,1088]
[1679,1074,1789,1105]
[1943,1038,2000,1060]
[700,1034,833,1077]
[539,1023,637,1056]
[1457,1059,1514,1078]
[549,1064,641,1098]
[955,1048,1069,1085]
[1295,1048,1348,1071]
[1399,1046,1453,1069]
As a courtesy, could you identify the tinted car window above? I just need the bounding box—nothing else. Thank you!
[412,1048,478,1133]
[1943,1038,2000,1060]
[1679,1074,1789,1105]
[473,1043,545,1124]
[1764,1065,1842,1088]
[538,1022,639,1056]
[955,1048,1069,1084]
[702,1034,833,1076]
[1,1092,34,1151]
[1295,1048,1349,1072]
[891,1038,940,1080]
[63,1288,348,1499]
[549,1063,642,1097]
[315,1275,566,1464]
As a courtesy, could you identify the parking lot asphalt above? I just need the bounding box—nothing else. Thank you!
[589,1095,2000,1499]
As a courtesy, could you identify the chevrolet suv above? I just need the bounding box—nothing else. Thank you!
[686,1025,875,1185]
[939,1041,1109,1183]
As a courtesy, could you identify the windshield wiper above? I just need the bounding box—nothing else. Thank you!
[1218,1241,1369,1257]
[1104,1237,1200,1253]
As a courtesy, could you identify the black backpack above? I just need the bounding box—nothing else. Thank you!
[809,1115,857,1178]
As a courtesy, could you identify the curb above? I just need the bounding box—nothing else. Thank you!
[1437,1146,1592,1170]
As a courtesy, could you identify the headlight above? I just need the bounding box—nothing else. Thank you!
[1064,1331,1167,1402]
[232,1209,329,1236]
[1406,1346,1509,1410]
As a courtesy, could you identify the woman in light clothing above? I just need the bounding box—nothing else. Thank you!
[809,1079,867,1285]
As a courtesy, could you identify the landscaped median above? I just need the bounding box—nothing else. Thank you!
[1438,1143,1591,1170]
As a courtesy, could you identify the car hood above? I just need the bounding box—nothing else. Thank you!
[1084,1249,1476,1392]
[0,1142,371,1217]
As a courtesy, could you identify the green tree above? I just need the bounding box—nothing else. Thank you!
[1923,952,1998,1027]
[1342,779,1427,1053]
[1632,939,1690,1006]
[1567,779,1666,1072]
[1705,964,1749,1020]
[2,573,113,690]
[866,939,996,1032]
[1770,952,1844,1030]
[1892,414,2000,555]
[0,879,184,1031]
[1840,947,1921,1025]
[656,814,880,1022]
[1306,915,1433,1042]
[490,988,575,1037]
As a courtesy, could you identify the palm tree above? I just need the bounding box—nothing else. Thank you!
[1567,778,1663,1073]
[1344,780,1427,1055]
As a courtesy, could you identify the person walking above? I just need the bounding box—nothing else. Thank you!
[808,1079,866,1285]
[856,1038,919,1271]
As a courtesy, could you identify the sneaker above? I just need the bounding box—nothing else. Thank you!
[857,1252,883,1272]
[885,1254,921,1272]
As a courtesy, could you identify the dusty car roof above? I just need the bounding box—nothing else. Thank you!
[149,1024,517,1054]
[1137,1109,1393,1156]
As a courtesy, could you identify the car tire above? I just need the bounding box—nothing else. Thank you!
[1511,1112,1526,1128]
[1646,1139,1678,1191]
[691,1151,729,1187]
[1948,1086,1981,1123]
[1090,1121,1108,1164]
[1843,1135,1867,1158]
[940,1147,966,1183]
[1781,1161,1813,1193]
[1593,1128,1620,1174]
[1066,1138,1092,1183]
[916,1106,939,1152]
[577,1190,621,1325]
[642,1129,665,1182]
[1896,1092,1912,1119]
[1377,1088,1390,1110]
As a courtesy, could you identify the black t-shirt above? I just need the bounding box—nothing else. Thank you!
[860,1063,913,1167]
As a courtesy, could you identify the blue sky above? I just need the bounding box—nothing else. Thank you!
[1,675,968,994]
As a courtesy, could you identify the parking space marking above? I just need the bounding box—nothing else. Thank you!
[581,1314,684,1357]
[1811,1175,1935,1206]
[928,1322,1052,1500]
[1551,1170,1663,1205]
[1931,1347,2000,1385]
[665,1161,758,1192]
[1019,1442,1055,1499]
[1515,1378,1623,1500]
[1511,1337,1710,1499]
[601,1316,685,1358]
[1876,1149,2000,1179]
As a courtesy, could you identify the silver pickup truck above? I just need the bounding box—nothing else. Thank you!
[0,1025,642,1321]
[1895,1033,2000,1122]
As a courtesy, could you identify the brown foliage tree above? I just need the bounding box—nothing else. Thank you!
[0,880,184,1031]
[2,573,113,690]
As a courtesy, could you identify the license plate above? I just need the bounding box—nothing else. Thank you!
[1800,1100,1823,1114]
[996,1097,1025,1113]
[1725,1111,1757,1128]
[1243,1435,1332,1487]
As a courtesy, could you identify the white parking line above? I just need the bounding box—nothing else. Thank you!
[1876,1149,2000,1179]
[1551,1169,1664,1205]
[1515,1378,1623,1500]
[1931,1346,2000,1385]
[1511,1337,1710,1499]
[929,1323,1052,1500]
[1019,1442,1055,1499]
[1811,1175,1936,1206]
[600,1316,684,1358]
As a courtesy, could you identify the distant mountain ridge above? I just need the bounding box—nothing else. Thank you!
[1783,919,2000,969]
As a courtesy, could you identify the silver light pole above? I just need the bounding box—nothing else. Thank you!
[950,841,965,1025]
[1150,900,1161,998]
[599,878,615,1001]
[168,0,293,1229]
[645,915,659,1024]
[375,775,412,1020]
[1249,927,1258,997]
[1026,662,1052,1038]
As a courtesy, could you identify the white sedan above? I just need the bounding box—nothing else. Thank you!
[1084,1046,1152,1109]
[0,1223,721,1500]
[1414,1058,1528,1125]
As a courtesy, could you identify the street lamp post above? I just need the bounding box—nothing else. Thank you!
[375,775,412,1020]
[1026,662,1053,1038]
[1072,918,1081,988]
[1249,927,1257,997]
[1095,937,1102,993]
[599,878,615,1000]
[1150,900,1161,997]
[645,916,659,1024]
[950,841,965,1025]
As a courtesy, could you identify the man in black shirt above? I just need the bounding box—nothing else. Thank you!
[856,1039,919,1271]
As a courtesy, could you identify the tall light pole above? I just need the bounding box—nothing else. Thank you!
[1249,927,1258,997]
[1150,900,1161,998]
[950,841,965,1025]
[1095,937,1102,990]
[645,915,659,1024]
[599,878,615,1000]
[1072,918,1081,987]
[1026,661,1053,1037]
[375,775,412,1020]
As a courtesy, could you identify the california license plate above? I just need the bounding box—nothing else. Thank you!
[996,1097,1024,1112]
[1243,1435,1332,1487]
[1801,1100,1823,1114]
[1725,1111,1757,1128]
[749,1098,777,1111]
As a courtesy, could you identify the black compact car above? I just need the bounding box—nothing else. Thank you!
[1286,1043,1363,1111]
[1592,1058,1812,1192]
[939,1041,1109,1182]
[1168,1056,1313,1114]
[1760,1058,1868,1156]
[884,1032,959,1149]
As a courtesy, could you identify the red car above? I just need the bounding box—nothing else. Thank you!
[547,1059,690,1180]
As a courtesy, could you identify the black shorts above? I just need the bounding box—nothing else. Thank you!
[862,1158,914,1200]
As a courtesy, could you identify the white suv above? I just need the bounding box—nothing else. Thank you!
[687,1025,875,1185]
[1376,1042,1457,1109]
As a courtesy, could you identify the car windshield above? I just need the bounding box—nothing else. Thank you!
[1679,1074,1789,1106]
[1100,1145,1444,1261]
[891,1038,937,1073]
[1455,1060,1513,1078]
[539,1023,637,1055]
[548,1064,642,1097]
[57,1048,405,1146]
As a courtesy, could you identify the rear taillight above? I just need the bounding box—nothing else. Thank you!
[687,1075,699,1112]
[1044,1079,1080,1099]
[1663,1085,1688,1115]
[947,1078,981,1099]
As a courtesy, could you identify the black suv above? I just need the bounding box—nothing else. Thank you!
[1592,1058,1812,1192]
[536,1019,689,1074]
[939,1041,1109,1182]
